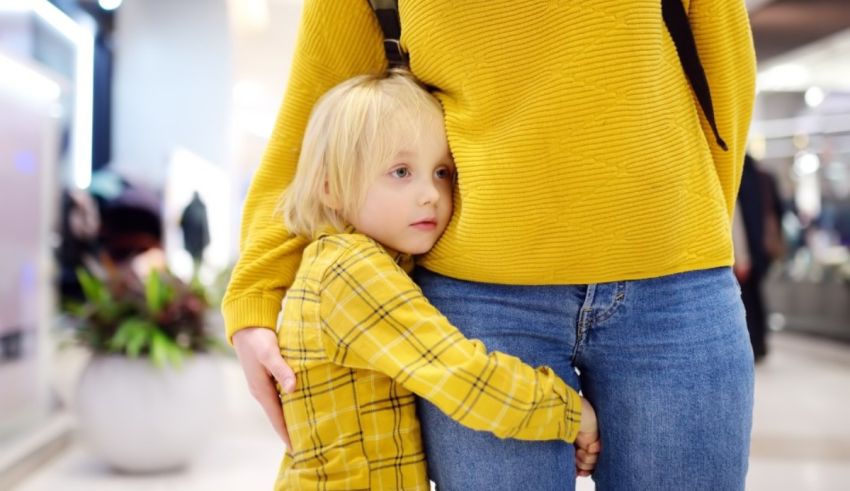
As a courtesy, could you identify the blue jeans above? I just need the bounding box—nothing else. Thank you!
[414,267,754,491]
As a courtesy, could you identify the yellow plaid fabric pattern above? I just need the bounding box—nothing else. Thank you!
[275,234,582,490]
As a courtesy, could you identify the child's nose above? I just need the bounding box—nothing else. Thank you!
[419,182,440,206]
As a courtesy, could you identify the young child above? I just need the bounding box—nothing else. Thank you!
[275,70,599,490]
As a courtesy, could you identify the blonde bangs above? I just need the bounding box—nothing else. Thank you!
[280,70,444,239]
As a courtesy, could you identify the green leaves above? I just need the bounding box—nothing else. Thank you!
[106,318,188,368]
[78,268,110,306]
[145,270,173,314]
[67,266,212,369]
[110,318,154,357]
[150,330,187,368]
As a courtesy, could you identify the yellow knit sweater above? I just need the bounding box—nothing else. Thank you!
[223,0,755,339]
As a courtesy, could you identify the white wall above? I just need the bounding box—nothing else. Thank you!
[111,0,305,260]
[229,0,303,199]
[112,0,233,188]
[226,0,303,255]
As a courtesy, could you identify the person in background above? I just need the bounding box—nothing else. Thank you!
[224,1,757,489]
[734,154,785,361]
[179,191,211,278]
[57,189,101,300]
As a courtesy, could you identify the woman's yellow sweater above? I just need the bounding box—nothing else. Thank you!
[223,0,756,339]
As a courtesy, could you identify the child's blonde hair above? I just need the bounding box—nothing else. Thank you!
[280,70,444,239]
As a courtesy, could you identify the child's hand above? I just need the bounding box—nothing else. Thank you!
[576,397,601,477]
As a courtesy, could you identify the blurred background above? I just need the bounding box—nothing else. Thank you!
[0,0,848,489]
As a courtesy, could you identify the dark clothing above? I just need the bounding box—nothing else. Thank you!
[740,273,768,359]
[737,155,784,360]
[180,195,210,262]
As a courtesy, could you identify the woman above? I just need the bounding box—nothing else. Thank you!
[224,1,756,489]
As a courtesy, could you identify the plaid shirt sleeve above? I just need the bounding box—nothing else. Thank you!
[319,239,582,442]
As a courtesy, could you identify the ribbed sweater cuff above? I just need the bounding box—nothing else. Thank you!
[221,295,283,345]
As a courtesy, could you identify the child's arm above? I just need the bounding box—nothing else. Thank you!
[319,240,583,443]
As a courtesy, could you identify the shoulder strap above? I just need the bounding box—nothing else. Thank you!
[662,0,728,151]
[368,0,408,68]
[368,0,726,151]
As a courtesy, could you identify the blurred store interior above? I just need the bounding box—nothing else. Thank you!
[0,0,849,489]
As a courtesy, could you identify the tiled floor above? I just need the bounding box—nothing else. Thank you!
[746,331,850,491]
[12,330,850,490]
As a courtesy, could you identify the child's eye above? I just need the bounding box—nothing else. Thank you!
[435,167,454,180]
[391,166,410,178]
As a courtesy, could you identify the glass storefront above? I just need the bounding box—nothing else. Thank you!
[0,1,92,450]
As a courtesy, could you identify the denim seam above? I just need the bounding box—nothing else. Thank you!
[572,285,596,362]
[571,309,591,363]
[595,281,627,323]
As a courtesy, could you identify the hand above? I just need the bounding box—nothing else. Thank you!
[575,397,601,477]
[232,327,297,448]
[733,262,751,282]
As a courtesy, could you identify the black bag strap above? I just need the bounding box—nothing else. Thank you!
[368,0,408,68]
[662,0,727,151]
[369,0,727,151]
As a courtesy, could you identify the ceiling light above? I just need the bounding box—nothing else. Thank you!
[98,0,122,11]
[793,151,820,176]
[757,63,810,91]
[804,86,825,108]
[227,0,269,33]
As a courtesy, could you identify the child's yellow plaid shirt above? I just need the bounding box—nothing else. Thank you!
[276,234,582,490]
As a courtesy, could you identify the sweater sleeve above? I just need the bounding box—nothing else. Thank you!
[318,241,583,443]
[222,0,386,341]
[687,0,756,217]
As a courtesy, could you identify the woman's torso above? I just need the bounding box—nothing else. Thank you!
[393,0,754,284]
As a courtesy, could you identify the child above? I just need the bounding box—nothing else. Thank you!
[275,70,599,490]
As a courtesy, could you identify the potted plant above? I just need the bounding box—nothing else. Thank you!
[65,252,224,473]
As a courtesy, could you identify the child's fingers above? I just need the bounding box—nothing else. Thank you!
[575,448,599,467]
[575,431,599,448]
[575,463,595,477]
[583,439,601,454]
[575,431,601,452]
[575,444,600,477]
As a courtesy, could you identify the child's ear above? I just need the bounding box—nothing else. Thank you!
[319,180,341,210]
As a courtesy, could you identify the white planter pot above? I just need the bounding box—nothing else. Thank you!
[75,354,221,473]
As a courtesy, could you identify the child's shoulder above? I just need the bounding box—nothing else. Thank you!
[306,233,388,267]
[313,232,384,256]
[307,233,411,279]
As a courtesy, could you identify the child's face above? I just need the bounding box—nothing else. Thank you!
[349,114,454,255]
